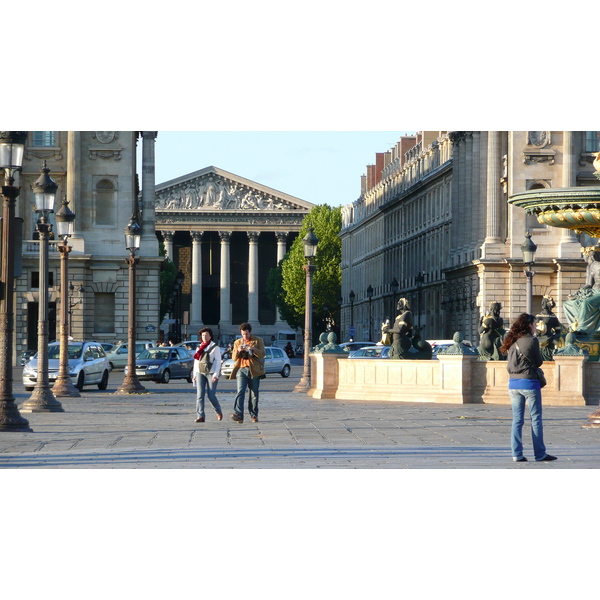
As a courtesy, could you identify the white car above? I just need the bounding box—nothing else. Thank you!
[339,341,377,354]
[23,341,111,391]
[105,341,156,370]
[348,346,391,359]
[220,346,291,378]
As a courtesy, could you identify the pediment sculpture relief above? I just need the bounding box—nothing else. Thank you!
[156,176,292,211]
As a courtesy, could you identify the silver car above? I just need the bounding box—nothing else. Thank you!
[23,341,111,391]
[220,346,291,378]
[105,341,156,370]
[348,345,390,359]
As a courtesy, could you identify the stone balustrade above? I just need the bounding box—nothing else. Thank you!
[309,352,595,406]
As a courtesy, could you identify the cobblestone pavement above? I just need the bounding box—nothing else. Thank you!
[1,368,599,468]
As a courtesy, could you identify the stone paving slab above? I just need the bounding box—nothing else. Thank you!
[0,385,599,468]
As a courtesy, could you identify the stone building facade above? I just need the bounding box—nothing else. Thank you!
[155,166,314,344]
[14,131,161,358]
[340,131,600,345]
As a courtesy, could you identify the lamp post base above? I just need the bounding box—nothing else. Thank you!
[21,386,64,413]
[0,400,33,431]
[118,375,146,394]
[293,376,311,393]
[583,408,600,428]
[53,375,81,397]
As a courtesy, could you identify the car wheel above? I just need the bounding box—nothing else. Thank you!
[25,386,34,392]
[109,362,115,371]
[281,364,291,378]
[186,369,193,384]
[76,372,85,391]
[160,369,170,384]
[97,370,109,390]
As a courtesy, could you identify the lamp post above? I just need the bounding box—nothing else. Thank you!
[521,231,537,315]
[415,272,425,331]
[366,284,373,342]
[390,277,399,319]
[53,196,80,398]
[67,283,84,338]
[22,162,64,413]
[0,131,31,430]
[294,226,318,393]
[118,213,146,394]
[349,290,355,339]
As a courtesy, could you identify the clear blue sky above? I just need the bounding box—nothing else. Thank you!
[153,132,415,207]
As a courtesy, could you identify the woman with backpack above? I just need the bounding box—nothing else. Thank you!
[192,327,223,423]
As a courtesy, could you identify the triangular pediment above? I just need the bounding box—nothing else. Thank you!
[155,166,313,212]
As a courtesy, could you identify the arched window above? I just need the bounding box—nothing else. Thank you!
[526,181,549,229]
[94,178,117,226]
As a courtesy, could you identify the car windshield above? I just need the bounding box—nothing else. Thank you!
[47,345,82,359]
[138,349,170,360]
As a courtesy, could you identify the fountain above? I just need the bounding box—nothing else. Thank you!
[509,156,600,425]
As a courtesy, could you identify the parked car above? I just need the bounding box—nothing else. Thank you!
[20,350,35,366]
[124,346,193,383]
[175,340,232,360]
[339,341,377,354]
[23,341,111,391]
[348,345,390,359]
[100,343,115,353]
[105,341,156,370]
[429,339,473,359]
[220,346,291,378]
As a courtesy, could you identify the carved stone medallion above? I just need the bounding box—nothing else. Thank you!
[93,132,118,144]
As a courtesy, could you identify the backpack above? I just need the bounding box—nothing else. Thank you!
[199,343,215,374]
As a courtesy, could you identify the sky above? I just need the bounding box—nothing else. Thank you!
[152,131,415,207]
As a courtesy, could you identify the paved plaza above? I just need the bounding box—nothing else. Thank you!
[1,364,599,468]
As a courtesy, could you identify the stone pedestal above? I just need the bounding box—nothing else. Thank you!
[436,354,479,404]
[544,354,587,406]
[310,352,347,399]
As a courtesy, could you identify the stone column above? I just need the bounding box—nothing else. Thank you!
[275,232,288,325]
[190,231,203,330]
[140,131,159,255]
[247,231,260,326]
[67,132,83,251]
[161,230,174,261]
[481,131,502,258]
[219,231,232,326]
[559,131,580,257]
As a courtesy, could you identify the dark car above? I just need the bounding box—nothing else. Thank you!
[125,347,194,383]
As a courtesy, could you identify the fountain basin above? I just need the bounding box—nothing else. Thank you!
[509,187,600,238]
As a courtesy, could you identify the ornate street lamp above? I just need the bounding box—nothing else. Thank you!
[22,162,64,412]
[53,196,80,397]
[349,290,355,339]
[294,226,318,392]
[118,213,146,394]
[390,277,399,318]
[0,132,31,430]
[521,231,537,315]
[415,272,425,331]
[366,284,374,342]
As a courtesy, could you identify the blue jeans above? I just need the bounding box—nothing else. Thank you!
[196,373,222,419]
[234,367,260,419]
[509,388,547,460]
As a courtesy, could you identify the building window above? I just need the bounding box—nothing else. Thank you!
[93,292,115,333]
[585,132,600,153]
[32,131,56,147]
[94,178,117,226]
[31,271,54,288]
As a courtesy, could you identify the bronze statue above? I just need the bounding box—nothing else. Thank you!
[535,296,562,361]
[382,298,414,359]
[477,301,506,361]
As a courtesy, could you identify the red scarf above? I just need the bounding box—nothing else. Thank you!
[194,340,210,361]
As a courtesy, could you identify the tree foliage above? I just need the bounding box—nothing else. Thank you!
[277,205,342,333]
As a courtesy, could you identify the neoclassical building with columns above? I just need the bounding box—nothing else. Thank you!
[340,131,599,345]
[155,166,314,343]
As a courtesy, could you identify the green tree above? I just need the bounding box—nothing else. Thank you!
[158,240,178,324]
[278,205,342,336]
[266,257,302,330]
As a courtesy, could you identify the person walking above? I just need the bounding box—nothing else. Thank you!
[499,313,557,463]
[229,323,265,424]
[192,327,223,423]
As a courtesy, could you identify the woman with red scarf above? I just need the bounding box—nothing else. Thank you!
[192,327,223,423]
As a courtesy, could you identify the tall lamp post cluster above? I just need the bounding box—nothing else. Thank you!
[521,231,537,314]
[118,214,146,394]
[0,132,31,430]
[294,226,318,393]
